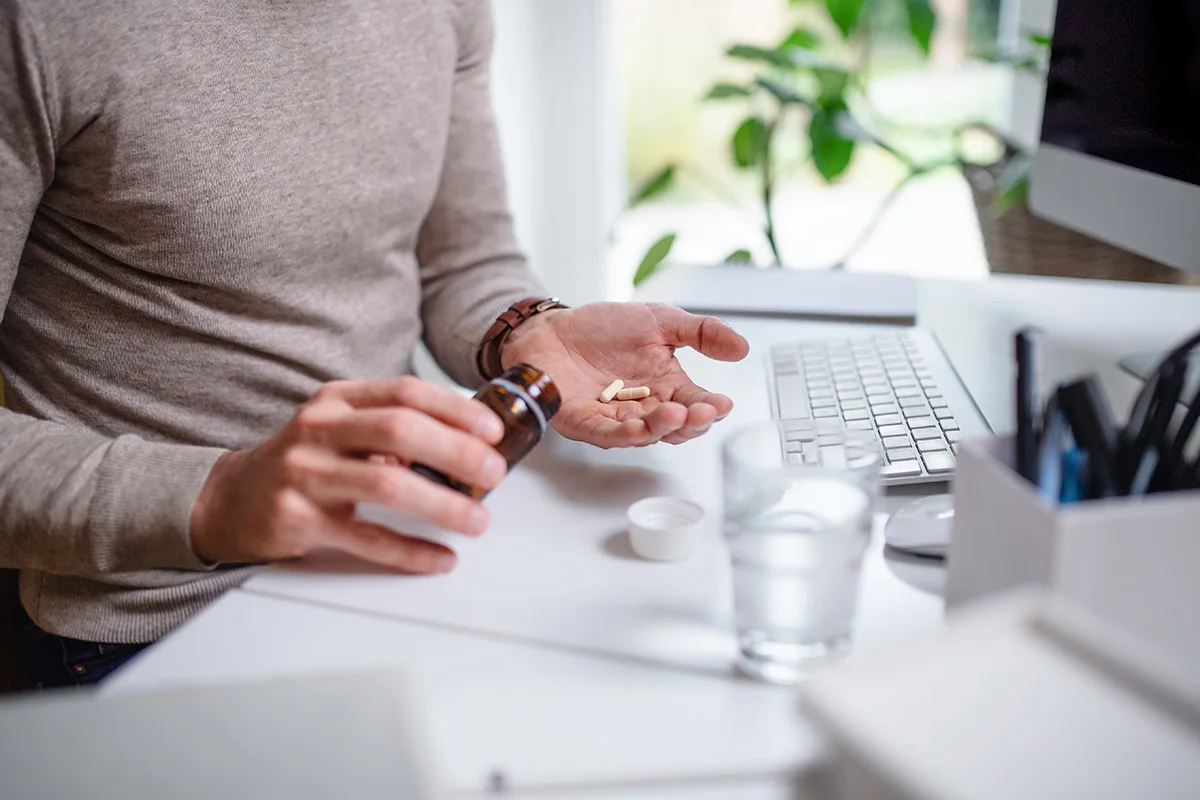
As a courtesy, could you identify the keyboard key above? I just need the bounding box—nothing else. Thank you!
[886,447,916,463]
[811,397,837,409]
[921,379,938,389]
[934,407,954,420]
[808,388,834,399]
[901,405,930,419]
[922,451,956,474]
[941,419,960,431]
[837,391,864,402]
[775,375,811,419]
[806,378,832,389]
[882,460,922,478]
[819,445,848,471]
[867,392,892,403]
[834,381,859,392]
[786,452,804,465]
[918,438,946,453]
[874,414,902,426]
[882,436,909,449]
[890,378,917,389]
[929,398,948,409]
[908,416,936,429]
[846,419,873,431]
[946,430,964,443]
[814,407,839,419]
[871,403,898,416]
[878,424,907,438]
[898,395,925,409]
[862,377,889,389]
[895,387,922,398]
[843,408,869,421]
[841,399,866,411]
[924,390,942,399]
[913,427,941,440]
[785,441,803,453]
[803,452,820,464]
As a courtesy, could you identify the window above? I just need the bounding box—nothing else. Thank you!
[610,0,1007,298]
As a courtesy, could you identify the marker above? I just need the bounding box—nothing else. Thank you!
[1015,328,1045,483]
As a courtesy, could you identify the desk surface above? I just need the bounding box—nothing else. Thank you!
[108,272,1200,798]
[107,590,815,796]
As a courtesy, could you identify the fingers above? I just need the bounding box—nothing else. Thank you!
[293,450,490,536]
[652,306,750,362]
[325,408,507,490]
[325,518,458,574]
[671,383,734,419]
[312,377,504,443]
[558,400,689,448]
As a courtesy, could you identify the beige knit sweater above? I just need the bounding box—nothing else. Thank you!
[0,0,543,643]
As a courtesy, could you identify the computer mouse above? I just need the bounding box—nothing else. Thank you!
[883,494,954,559]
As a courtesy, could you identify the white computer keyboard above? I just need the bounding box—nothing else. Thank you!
[769,329,981,485]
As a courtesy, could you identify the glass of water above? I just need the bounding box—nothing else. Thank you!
[723,421,880,684]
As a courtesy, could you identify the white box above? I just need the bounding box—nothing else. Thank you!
[802,590,1200,800]
[946,436,1200,667]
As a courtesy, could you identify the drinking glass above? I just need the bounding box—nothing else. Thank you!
[723,421,881,684]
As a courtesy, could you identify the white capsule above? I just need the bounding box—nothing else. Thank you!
[615,386,651,401]
[599,379,625,402]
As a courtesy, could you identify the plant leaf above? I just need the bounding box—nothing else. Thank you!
[726,44,795,71]
[630,165,676,205]
[705,82,752,100]
[732,116,768,169]
[780,26,821,51]
[633,233,677,287]
[993,156,1032,215]
[1026,31,1052,47]
[809,107,856,182]
[904,0,937,55]
[824,0,868,39]
[814,68,850,106]
[756,76,809,106]
[724,249,753,265]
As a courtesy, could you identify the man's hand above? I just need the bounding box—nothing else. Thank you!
[501,302,750,448]
[189,378,508,573]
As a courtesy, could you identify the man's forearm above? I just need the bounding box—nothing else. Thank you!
[0,408,225,576]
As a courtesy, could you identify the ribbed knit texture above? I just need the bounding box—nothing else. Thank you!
[0,0,543,642]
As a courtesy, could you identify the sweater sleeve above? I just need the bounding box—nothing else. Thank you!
[0,0,226,576]
[416,0,547,389]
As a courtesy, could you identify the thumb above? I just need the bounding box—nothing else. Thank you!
[653,305,750,362]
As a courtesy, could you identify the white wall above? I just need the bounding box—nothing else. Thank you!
[491,0,623,305]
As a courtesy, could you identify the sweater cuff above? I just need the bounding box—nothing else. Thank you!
[89,435,228,572]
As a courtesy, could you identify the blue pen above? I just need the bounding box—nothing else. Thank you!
[1060,447,1085,504]
[1037,407,1066,505]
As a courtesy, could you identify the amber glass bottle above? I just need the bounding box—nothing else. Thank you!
[412,363,561,499]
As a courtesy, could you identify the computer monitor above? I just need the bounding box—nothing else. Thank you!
[1029,0,1200,274]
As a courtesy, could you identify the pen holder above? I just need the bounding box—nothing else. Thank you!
[946,436,1200,667]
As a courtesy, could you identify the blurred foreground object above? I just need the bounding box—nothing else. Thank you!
[802,589,1200,800]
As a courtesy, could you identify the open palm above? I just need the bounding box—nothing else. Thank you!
[501,302,750,448]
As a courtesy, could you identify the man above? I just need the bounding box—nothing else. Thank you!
[0,0,749,688]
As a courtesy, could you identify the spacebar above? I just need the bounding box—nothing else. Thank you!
[775,375,811,420]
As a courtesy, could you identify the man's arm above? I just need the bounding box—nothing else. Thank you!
[416,0,547,389]
[0,1,225,576]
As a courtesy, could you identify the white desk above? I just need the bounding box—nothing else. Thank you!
[107,273,1200,797]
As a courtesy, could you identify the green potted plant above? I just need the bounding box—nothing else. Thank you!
[627,0,948,287]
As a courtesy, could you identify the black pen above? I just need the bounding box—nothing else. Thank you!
[1015,328,1045,483]
[1125,360,1185,496]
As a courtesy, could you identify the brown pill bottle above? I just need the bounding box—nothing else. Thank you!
[412,363,561,499]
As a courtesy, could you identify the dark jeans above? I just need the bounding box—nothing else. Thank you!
[18,604,150,689]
